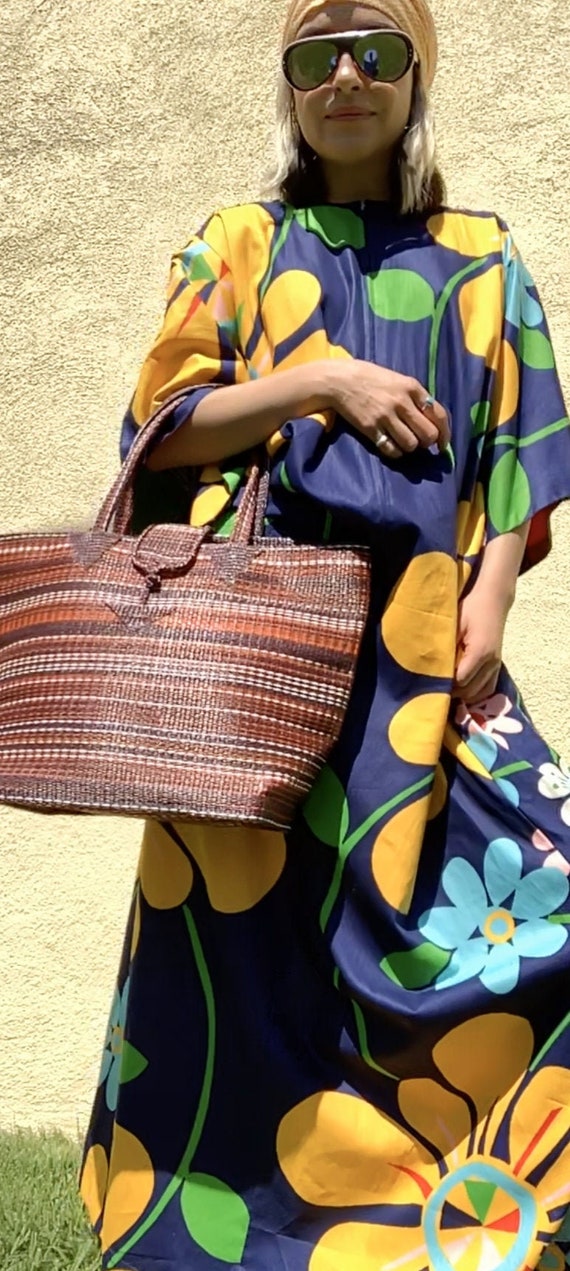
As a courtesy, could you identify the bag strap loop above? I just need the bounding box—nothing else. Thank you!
[95,391,269,542]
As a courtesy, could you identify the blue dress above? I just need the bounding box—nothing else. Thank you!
[81,200,570,1271]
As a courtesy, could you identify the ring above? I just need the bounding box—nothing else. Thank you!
[374,430,389,448]
[421,395,435,413]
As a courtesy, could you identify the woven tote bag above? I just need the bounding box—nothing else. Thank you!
[0,394,371,829]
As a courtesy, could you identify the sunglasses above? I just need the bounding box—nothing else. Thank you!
[282,29,416,92]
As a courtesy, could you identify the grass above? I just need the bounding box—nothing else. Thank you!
[0,1129,100,1271]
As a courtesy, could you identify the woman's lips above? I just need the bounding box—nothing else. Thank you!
[326,110,375,119]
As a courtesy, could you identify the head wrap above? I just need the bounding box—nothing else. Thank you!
[281,0,438,88]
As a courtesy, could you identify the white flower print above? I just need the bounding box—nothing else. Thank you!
[538,757,570,827]
[532,828,570,877]
[455,693,523,751]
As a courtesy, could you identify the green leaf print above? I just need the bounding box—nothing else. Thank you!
[519,325,555,370]
[367,269,435,322]
[470,400,491,437]
[221,465,247,495]
[213,508,238,538]
[188,255,217,283]
[295,205,365,250]
[280,463,295,494]
[303,765,349,847]
[380,942,451,989]
[487,451,532,533]
[181,1173,250,1263]
[120,1041,148,1085]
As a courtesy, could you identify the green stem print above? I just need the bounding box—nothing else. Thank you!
[303,767,434,934]
[427,257,489,397]
[492,761,533,780]
[309,769,435,1075]
[351,999,398,1081]
[259,206,295,305]
[529,1008,570,1073]
[108,906,217,1267]
[484,417,569,452]
[427,256,491,469]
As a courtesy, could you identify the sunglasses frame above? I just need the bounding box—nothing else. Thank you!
[282,28,417,92]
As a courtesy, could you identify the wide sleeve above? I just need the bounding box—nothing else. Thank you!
[120,212,249,461]
[479,229,570,571]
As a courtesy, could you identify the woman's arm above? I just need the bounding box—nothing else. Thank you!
[147,362,337,469]
[473,523,531,610]
[454,522,531,704]
[146,359,450,470]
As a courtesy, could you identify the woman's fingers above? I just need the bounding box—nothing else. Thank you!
[397,401,439,449]
[376,390,449,455]
[459,668,501,705]
[376,434,404,459]
[415,396,451,450]
[408,383,450,449]
[377,403,438,453]
[455,655,501,705]
[346,369,451,457]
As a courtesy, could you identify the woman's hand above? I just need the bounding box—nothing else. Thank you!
[325,358,450,458]
[454,525,530,704]
[454,590,509,704]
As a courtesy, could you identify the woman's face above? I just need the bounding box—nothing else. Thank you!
[291,3,415,175]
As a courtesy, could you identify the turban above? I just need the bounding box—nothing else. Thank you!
[281,0,438,87]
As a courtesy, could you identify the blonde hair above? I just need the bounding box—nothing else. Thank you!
[262,70,446,214]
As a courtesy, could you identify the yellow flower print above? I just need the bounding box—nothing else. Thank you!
[490,337,520,429]
[370,761,448,915]
[100,1125,155,1252]
[130,887,141,959]
[427,212,503,259]
[456,484,486,596]
[277,1013,570,1271]
[139,821,194,910]
[372,790,434,914]
[173,823,286,914]
[139,820,286,914]
[458,265,503,370]
[389,693,451,766]
[381,552,458,679]
[246,273,350,439]
[81,1142,108,1227]
[216,204,276,351]
[261,271,322,346]
[189,482,233,527]
[248,270,324,380]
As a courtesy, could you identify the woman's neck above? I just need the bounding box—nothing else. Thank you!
[322,158,393,204]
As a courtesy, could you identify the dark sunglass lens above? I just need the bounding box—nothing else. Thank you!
[287,40,338,89]
[356,32,410,82]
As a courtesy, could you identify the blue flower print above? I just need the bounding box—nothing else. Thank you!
[503,237,544,330]
[98,977,148,1112]
[179,239,212,281]
[419,838,569,995]
[463,729,521,806]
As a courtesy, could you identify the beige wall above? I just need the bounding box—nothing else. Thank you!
[1,0,569,1134]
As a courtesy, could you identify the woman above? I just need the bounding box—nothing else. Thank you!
[80,0,570,1267]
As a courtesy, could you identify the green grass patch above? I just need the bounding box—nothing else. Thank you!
[0,1129,100,1271]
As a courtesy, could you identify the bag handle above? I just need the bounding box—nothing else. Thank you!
[95,390,270,543]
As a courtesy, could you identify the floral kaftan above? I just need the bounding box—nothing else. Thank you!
[81,199,570,1271]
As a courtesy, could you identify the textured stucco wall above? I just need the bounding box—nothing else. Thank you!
[1,0,569,1134]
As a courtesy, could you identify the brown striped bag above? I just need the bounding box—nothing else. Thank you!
[0,393,371,829]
